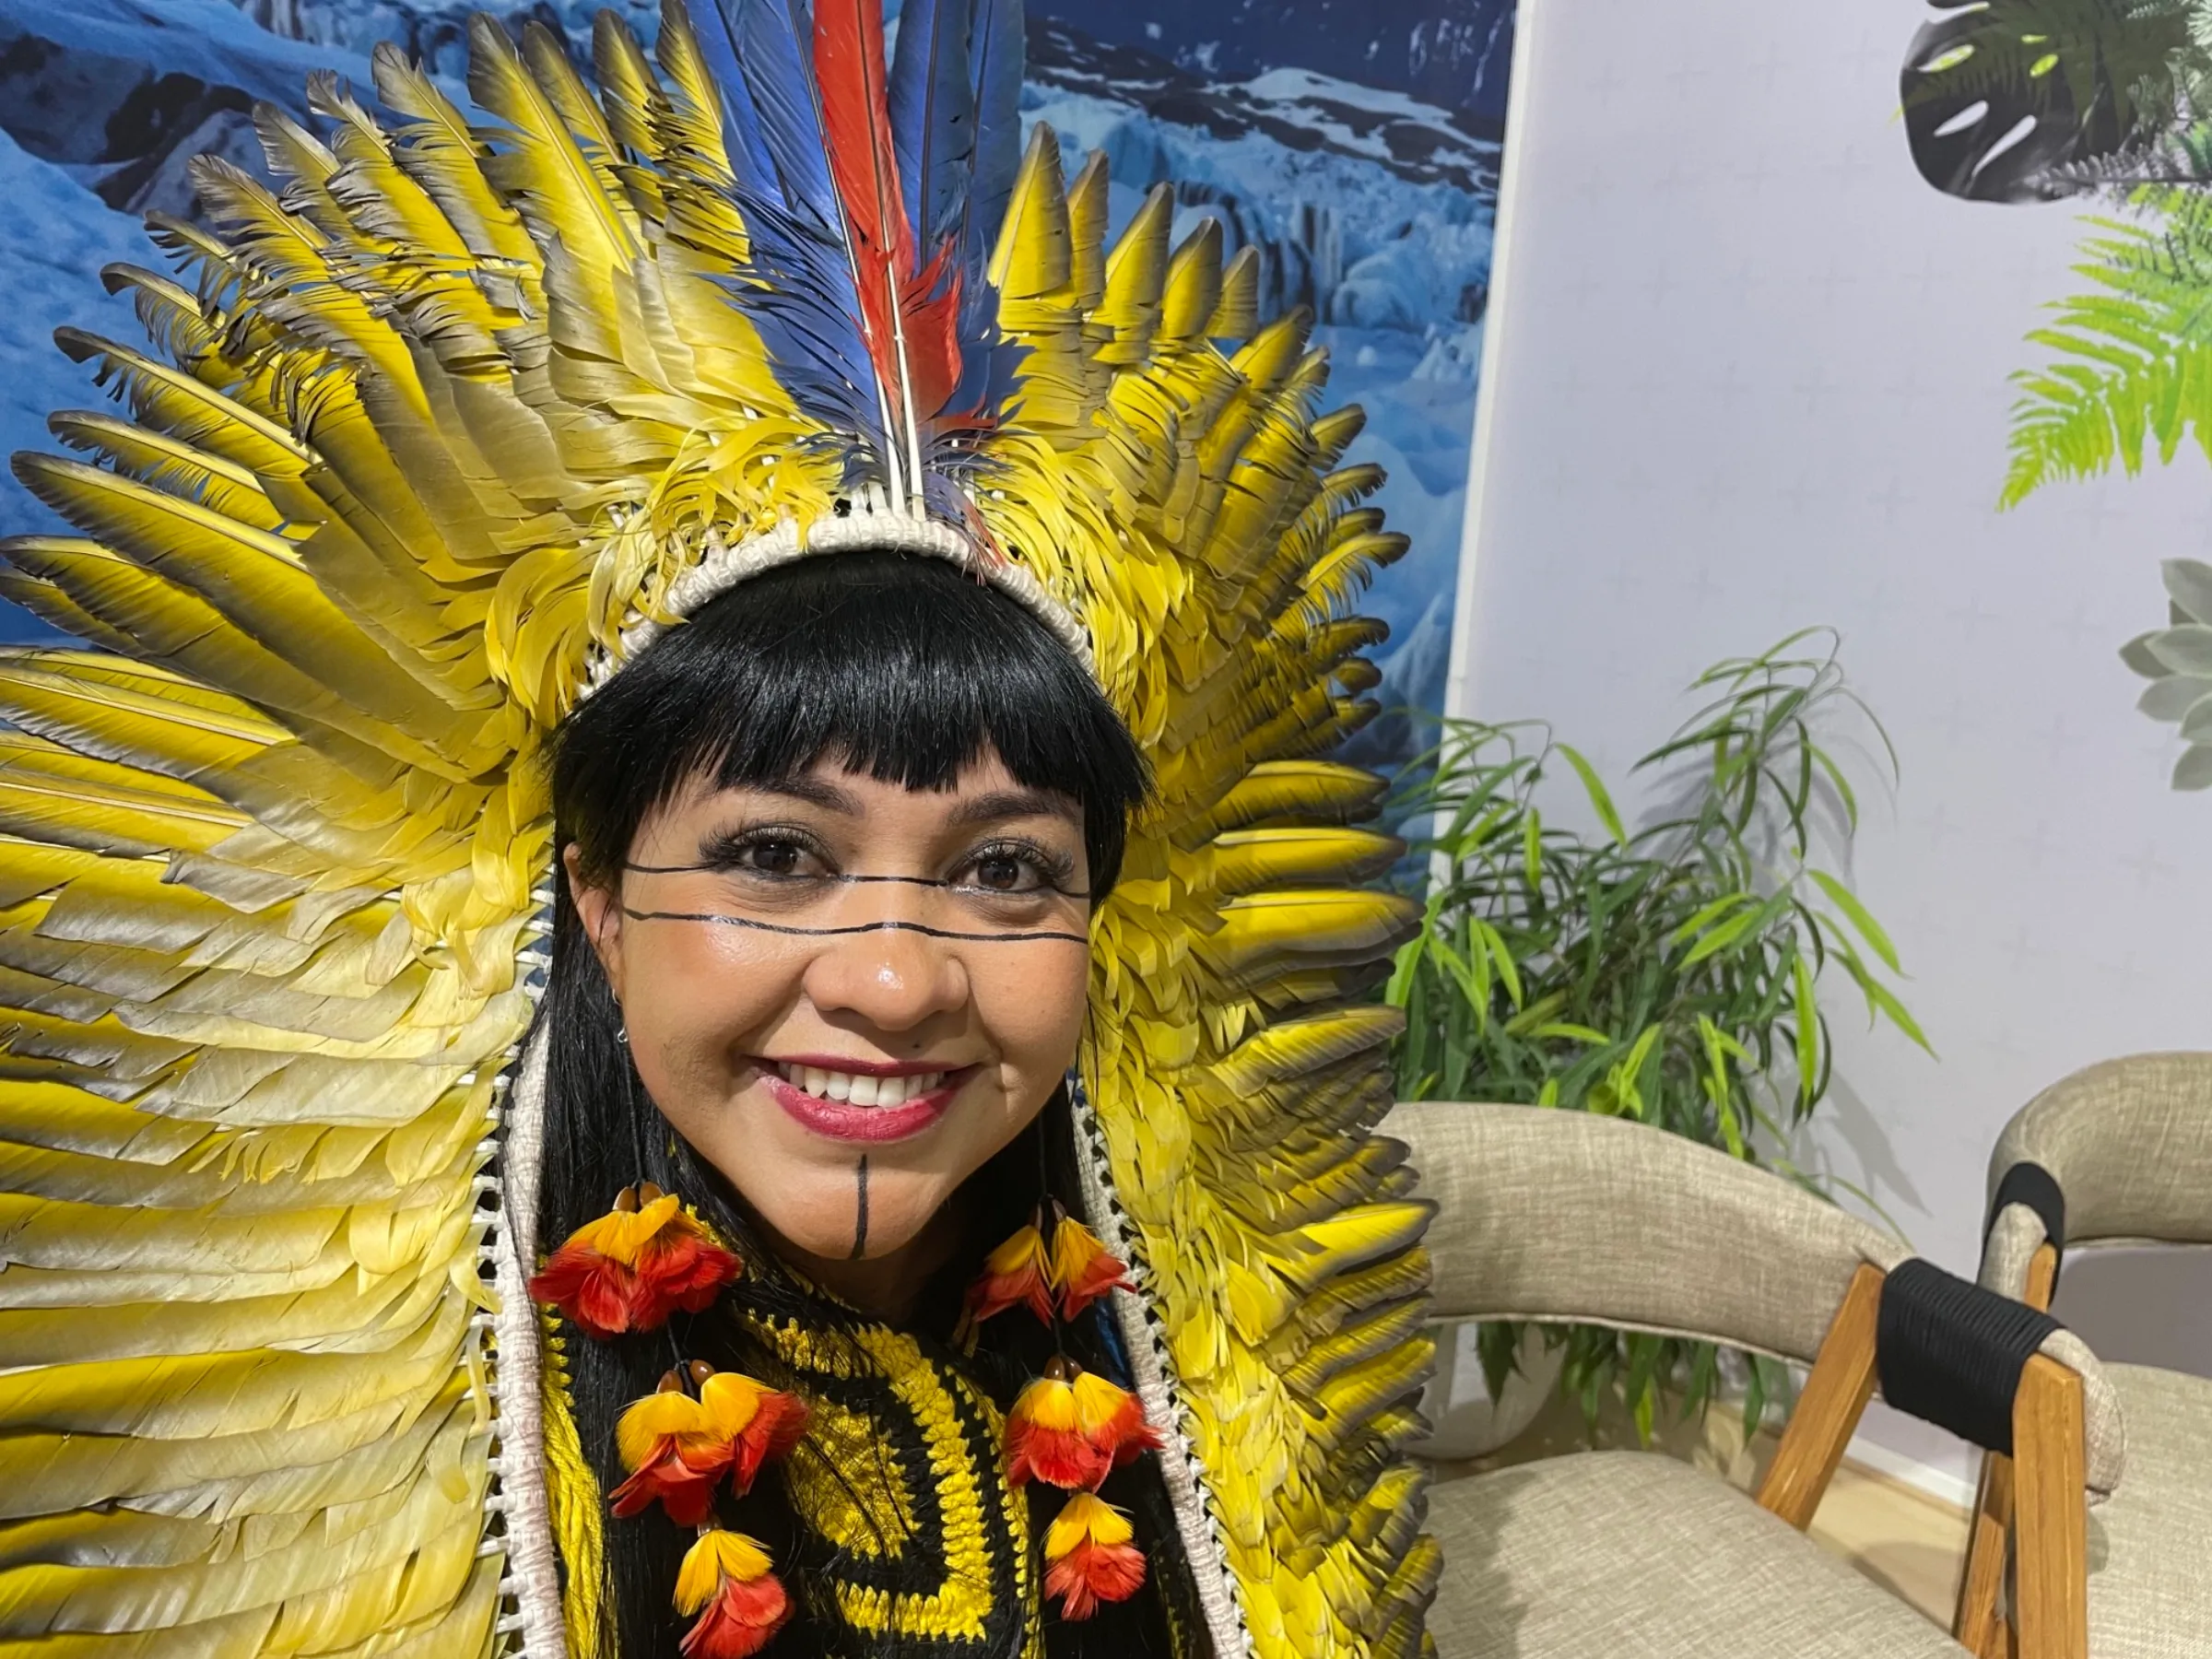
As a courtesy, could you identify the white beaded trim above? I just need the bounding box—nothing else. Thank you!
[488,1022,566,1657]
[585,488,1093,694]
[1066,1074,1255,1659]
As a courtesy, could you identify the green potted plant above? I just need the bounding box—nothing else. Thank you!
[1389,629,1928,1444]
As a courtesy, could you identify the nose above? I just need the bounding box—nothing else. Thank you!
[800,920,970,1035]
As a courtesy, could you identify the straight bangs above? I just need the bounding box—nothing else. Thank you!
[552,550,1148,893]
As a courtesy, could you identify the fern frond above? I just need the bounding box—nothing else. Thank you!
[2002,189,2212,502]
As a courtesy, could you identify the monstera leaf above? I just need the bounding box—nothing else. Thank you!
[2125,559,2212,789]
[1902,0,2193,201]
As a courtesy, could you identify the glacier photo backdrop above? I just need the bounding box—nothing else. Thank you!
[0,0,1514,764]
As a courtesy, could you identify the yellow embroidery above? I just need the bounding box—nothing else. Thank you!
[755,1313,1037,1647]
[784,1393,918,1558]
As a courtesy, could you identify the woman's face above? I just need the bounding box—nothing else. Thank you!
[567,748,1094,1282]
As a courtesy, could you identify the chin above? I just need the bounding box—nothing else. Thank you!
[757,1170,945,1265]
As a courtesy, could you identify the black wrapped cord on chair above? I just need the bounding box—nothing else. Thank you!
[1985,1160,2067,1288]
[1876,1258,2063,1457]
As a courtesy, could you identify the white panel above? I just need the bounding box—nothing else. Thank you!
[1460,0,2212,1467]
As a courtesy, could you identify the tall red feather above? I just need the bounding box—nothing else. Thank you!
[813,0,965,435]
[814,0,912,410]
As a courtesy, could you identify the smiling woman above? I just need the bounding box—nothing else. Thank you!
[541,552,1164,1652]
[553,554,1142,1283]
[0,1,1434,1653]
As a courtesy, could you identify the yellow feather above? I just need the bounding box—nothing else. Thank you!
[1097,183,1171,364]
[593,12,671,218]
[1067,149,1111,312]
[652,1,738,188]
[46,410,287,535]
[1158,218,1224,346]
[0,733,244,856]
[1209,244,1262,340]
[1209,826,1402,894]
[50,330,307,477]
[371,43,540,268]
[522,19,639,228]
[9,457,488,773]
[467,15,637,287]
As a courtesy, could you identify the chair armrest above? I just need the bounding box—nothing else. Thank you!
[1393,1100,2126,1501]
[1983,1053,2212,1300]
[1389,1099,1904,1365]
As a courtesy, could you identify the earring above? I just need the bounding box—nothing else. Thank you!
[616,1024,629,1045]
[529,1183,741,1337]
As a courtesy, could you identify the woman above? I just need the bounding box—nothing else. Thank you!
[536,551,1169,1653]
[0,1,1436,1654]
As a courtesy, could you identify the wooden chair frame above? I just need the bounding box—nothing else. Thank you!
[1749,1261,2088,1659]
[1948,1242,2068,1658]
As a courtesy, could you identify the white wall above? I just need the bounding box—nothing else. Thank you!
[1454,0,2212,1486]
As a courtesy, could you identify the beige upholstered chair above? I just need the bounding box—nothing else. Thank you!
[1958,1053,2212,1659]
[1391,1100,2127,1659]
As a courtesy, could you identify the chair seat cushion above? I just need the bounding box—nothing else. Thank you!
[1426,1450,1965,1657]
[2090,1364,2212,1659]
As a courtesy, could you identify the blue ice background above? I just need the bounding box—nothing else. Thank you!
[0,0,1506,759]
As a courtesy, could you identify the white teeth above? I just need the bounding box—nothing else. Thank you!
[777,1065,950,1105]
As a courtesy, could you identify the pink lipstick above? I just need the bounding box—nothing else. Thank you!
[759,1059,971,1144]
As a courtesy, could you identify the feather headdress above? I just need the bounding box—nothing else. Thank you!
[0,2,1439,1655]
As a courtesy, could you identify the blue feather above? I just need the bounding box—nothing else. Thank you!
[686,0,783,206]
[965,0,1023,276]
[888,0,975,250]
[704,0,890,451]
[944,0,1021,410]
[730,0,841,232]
[693,0,1031,449]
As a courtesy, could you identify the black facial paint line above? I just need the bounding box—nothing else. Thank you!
[623,863,1090,900]
[618,906,1088,945]
[850,1156,869,1261]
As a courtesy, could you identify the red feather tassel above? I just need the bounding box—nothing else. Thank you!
[813,0,967,443]
[814,0,912,403]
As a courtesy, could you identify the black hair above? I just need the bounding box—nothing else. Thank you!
[554,550,1145,900]
[533,552,1184,1656]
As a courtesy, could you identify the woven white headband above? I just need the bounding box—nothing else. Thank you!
[586,487,1093,695]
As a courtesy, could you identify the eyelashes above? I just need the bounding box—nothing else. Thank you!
[688,822,1082,894]
[695,822,826,874]
[966,838,1082,896]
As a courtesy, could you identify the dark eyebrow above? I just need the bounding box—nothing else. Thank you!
[943,788,1081,829]
[747,775,864,814]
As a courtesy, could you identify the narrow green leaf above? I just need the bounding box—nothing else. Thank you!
[1669,891,1756,947]
[1430,938,1488,1026]
[1621,1022,1663,1084]
[1383,935,1426,1008]
[1556,744,1629,845]
[1478,918,1524,1009]
[1680,895,1778,965]
[1534,1022,1613,1045]
[1792,952,1819,1107]
[1807,869,1902,973]
[1501,990,1569,1038]
[1863,973,1936,1054]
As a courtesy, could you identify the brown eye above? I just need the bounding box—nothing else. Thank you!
[745,840,804,877]
[975,853,1025,891]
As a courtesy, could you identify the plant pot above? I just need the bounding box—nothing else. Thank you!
[1413,1322,1565,1460]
